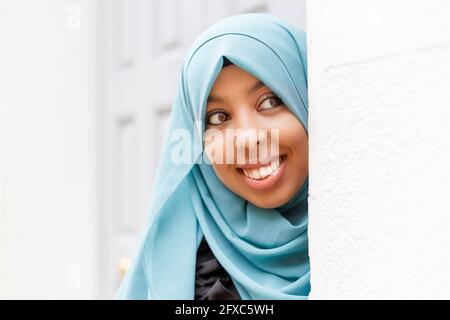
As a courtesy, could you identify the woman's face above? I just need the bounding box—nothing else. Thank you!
[203,64,308,209]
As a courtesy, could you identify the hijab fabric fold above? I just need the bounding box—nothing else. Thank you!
[116,13,310,300]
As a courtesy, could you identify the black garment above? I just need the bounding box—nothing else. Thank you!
[195,236,241,300]
[194,209,300,300]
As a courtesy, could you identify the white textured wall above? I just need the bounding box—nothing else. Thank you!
[307,0,450,299]
[0,0,98,298]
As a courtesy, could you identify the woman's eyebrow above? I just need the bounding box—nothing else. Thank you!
[207,80,267,104]
[247,80,267,95]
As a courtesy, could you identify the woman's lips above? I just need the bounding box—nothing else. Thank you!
[237,155,286,190]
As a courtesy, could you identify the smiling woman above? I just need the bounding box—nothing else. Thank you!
[204,61,308,209]
[116,13,310,300]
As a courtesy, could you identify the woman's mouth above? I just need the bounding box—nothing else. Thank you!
[237,155,286,190]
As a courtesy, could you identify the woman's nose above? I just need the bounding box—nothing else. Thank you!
[233,110,268,152]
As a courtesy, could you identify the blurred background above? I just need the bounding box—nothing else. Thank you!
[0,0,306,299]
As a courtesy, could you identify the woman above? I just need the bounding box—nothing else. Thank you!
[116,13,310,300]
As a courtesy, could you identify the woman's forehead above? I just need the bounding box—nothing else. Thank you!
[210,64,265,91]
[207,66,269,102]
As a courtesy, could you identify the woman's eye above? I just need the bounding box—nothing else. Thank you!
[258,95,284,111]
[206,111,230,126]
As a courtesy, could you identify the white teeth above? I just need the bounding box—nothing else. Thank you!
[242,156,283,180]
[260,167,269,177]
[271,160,279,171]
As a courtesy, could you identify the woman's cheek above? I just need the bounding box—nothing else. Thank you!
[204,129,227,165]
[277,113,307,148]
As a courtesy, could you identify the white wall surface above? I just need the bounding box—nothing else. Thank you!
[307,0,450,299]
[0,0,98,298]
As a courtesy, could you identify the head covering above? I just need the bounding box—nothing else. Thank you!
[116,13,310,300]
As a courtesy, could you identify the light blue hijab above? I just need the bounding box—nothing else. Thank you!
[116,13,310,300]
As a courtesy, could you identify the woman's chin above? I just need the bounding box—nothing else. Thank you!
[243,190,292,209]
